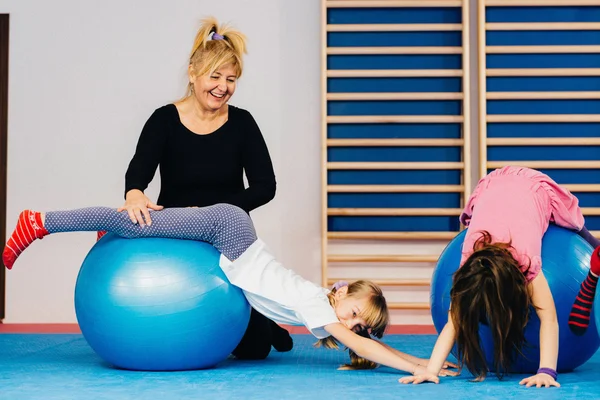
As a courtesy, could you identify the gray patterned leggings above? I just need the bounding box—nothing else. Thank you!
[45,203,257,260]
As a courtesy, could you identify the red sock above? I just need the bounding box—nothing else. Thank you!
[568,246,600,335]
[96,231,107,241]
[591,246,600,276]
[3,210,49,270]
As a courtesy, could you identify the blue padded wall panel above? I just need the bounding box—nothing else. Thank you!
[486,7,600,23]
[488,146,600,162]
[488,124,600,138]
[328,170,462,185]
[487,100,600,115]
[487,77,600,92]
[328,193,461,209]
[487,31,600,46]
[328,124,463,139]
[573,193,600,208]
[328,77,462,93]
[327,8,461,24]
[328,216,461,232]
[328,101,461,116]
[487,54,600,69]
[327,55,462,70]
[328,147,462,162]
[327,32,462,47]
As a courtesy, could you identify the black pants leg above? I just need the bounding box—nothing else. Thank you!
[232,308,274,360]
[231,308,293,360]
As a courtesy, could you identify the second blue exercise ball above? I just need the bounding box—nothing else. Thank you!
[74,234,251,371]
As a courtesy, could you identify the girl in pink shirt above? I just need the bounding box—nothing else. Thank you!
[400,166,600,389]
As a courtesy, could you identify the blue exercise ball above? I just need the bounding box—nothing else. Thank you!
[431,225,599,373]
[74,233,251,371]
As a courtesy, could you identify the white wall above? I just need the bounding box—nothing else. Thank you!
[2,0,479,324]
[2,0,322,322]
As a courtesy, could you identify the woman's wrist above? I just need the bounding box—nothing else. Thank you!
[126,189,144,199]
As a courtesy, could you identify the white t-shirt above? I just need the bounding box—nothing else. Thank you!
[218,238,339,339]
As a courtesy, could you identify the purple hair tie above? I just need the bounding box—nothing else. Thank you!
[332,280,348,291]
[537,367,557,381]
[212,32,224,40]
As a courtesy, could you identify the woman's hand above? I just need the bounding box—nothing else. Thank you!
[519,373,560,388]
[118,189,163,226]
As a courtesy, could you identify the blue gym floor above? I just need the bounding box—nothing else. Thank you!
[0,334,597,400]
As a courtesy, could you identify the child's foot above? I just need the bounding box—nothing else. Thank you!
[569,246,600,335]
[2,210,48,269]
[96,231,107,241]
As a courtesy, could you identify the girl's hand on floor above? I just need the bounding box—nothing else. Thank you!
[399,366,440,384]
[519,373,560,388]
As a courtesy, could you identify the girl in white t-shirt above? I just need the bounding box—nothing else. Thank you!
[4,203,458,375]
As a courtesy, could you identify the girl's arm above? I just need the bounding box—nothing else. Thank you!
[399,317,457,384]
[324,323,423,375]
[324,323,459,379]
[520,272,561,388]
[377,342,457,370]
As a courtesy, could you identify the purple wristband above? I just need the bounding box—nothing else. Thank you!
[537,368,557,380]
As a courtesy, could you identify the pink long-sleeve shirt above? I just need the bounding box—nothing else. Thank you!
[459,166,584,282]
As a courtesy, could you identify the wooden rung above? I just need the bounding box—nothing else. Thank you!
[485,0,600,5]
[327,161,465,170]
[328,254,439,263]
[327,92,464,100]
[487,161,600,169]
[328,208,462,216]
[487,45,600,54]
[388,302,431,310]
[487,137,600,146]
[327,184,465,193]
[328,231,458,240]
[563,184,600,192]
[486,22,600,31]
[326,1,463,8]
[327,23,463,32]
[487,91,600,100]
[592,231,600,237]
[327,278,432,286]
[327,46,463,55]
[486,68,600,77]
[327,115,464,124]
[487,115,600,123]
[582,208,600,216]
[327,138,464,146]
[327,69,463,78]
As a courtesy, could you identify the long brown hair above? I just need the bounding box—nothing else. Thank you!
[315,280,389,369]
[450,231,531,380]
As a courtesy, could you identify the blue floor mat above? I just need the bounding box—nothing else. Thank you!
[0,334,597,400]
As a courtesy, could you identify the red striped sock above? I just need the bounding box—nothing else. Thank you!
[2,210,49,270]
[569,246,600,335]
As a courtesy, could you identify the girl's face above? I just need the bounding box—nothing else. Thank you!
[190,63,237,112]
[334,286,369,332]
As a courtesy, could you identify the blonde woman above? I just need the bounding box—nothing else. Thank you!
[119,18,280,359]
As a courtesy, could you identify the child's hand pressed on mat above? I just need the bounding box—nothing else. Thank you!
[398,367,440,385]
[519,373,560,388]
